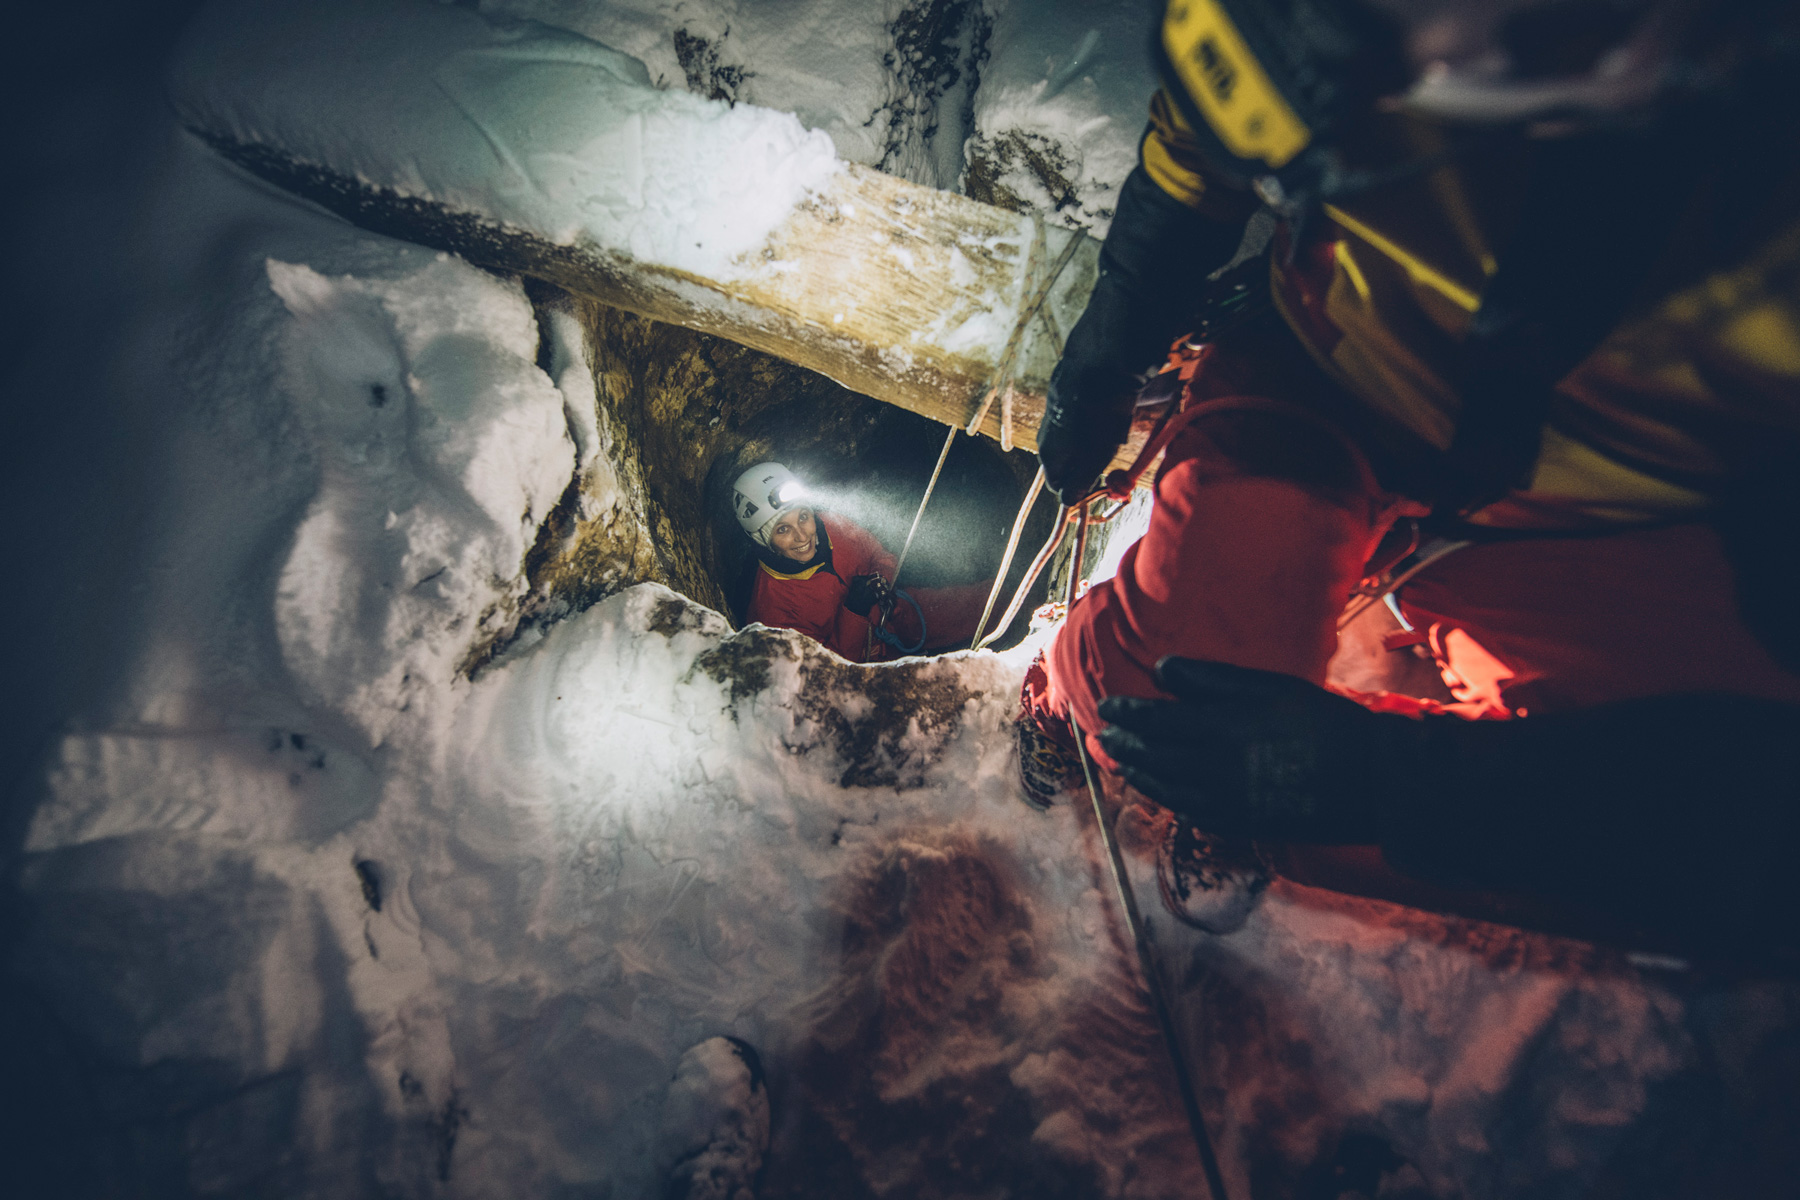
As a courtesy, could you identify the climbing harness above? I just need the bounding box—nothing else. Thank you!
[869,588,927,656]
[1064,501,1231,1200]
[974,375,1215,650]
[1337,531,1472,632]
[894,217,1085,593]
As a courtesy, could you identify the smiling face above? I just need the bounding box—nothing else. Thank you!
[767,507,817,563]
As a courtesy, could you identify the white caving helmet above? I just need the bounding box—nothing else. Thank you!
[731,462,808,547]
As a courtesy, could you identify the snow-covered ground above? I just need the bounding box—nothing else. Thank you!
[481,0,1159,233]
[171,0,844,283]
[965,0,1160,233]
[5,1,1798,1197]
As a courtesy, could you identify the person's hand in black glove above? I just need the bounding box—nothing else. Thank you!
[1099,656,1800,960]
[842,573,891,619]
[1037,356,1140,506]
[1036,164,1249,504]
[1095,657,1416,843]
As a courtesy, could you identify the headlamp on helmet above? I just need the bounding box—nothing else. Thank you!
[1158,0,1712,217]
[731,462,810,547]
[1158,0,1409,211]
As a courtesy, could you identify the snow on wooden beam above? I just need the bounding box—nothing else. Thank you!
[192,135,1096,454]
[167,0,1106,455]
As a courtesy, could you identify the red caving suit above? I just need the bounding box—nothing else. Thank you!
[1042,90,1800,769]
[747,514,985,663]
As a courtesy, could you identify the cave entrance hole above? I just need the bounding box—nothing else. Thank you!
[538,292,1055,653]
[709,401,1048,640]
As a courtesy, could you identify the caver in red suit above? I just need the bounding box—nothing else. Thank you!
[1030,338,1800,954]
[1042,374,1800,768]
[1025,0,1800,954]
[746,515,985,663]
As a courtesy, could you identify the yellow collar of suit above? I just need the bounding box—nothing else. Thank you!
[760,560,826,582]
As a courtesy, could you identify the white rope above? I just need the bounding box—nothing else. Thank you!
[892,422,957,587]
[894,217,1084,591]
[974,517,1066,650]
[1063,500,1230,1200]
[968,466,1044,648]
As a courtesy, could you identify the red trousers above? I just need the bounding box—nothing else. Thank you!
[1041,398,1800,764]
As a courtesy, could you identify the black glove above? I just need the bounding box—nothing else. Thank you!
[842,573,890,619]
[1038,165,1246,503]
[1037,355,1138,507]
[1099,656,1800,958]
[1096,657,1405,843]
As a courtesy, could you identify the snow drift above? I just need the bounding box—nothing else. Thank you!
[168,0,843,282]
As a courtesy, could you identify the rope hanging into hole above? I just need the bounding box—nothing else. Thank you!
[893,217,1085,601]
[964,219,1086,447]
[968,466,1045,648]
[971,376,1205,650]
[892,424,957,586]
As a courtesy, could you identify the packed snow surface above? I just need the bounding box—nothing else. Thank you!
[170,0,842,280]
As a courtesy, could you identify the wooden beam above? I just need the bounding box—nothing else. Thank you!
[191,134,1100,455]
[169,0,1178,478]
